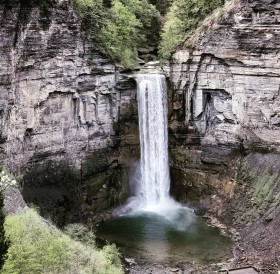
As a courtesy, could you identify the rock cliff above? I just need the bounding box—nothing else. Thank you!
[169,0,280,269]
[170,0,280,149]
[0,0,139,223]
[1,0,279,269]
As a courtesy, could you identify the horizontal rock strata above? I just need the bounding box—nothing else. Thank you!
[0,0,139,221]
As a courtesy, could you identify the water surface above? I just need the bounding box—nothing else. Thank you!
[97,207,232,265]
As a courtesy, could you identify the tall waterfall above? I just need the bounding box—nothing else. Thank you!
[117,73,190,218]
[135,74,170,209]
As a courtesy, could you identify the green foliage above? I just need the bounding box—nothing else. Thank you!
[159,0,224,58]
[100,0,142,67]
[64,223,95,246]
[73,0,157,67]
[0,191,8,269]
[123,0,157,30]
[73,0,224,62]
[150,0,173,15]
[1,209,123,274]
[72,0,106,40]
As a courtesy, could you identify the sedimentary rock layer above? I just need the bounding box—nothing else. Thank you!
[169,0,280,269]
[170,0,280,150]
[0,0,139,220]
[0,0,138,172]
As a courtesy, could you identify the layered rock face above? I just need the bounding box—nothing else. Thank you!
[169,0,280,202]
[0,0,139,222]
[169,0,280,268]
[170,0,280,149]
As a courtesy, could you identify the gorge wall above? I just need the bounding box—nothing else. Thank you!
[0,0,139,223]
[0,0,279,269]
[169,0,280,269]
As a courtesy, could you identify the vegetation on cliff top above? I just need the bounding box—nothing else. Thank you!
[73,0,224,65]
[73,0,158,67]
[0,0,225,65]
[159,0,224,58]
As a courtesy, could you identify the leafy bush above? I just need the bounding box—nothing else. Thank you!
[64,223,95,246]
[150,0,173,15]
[1,209,123,274]
[159,0,224,58]
[99,0,142,67]
[72,0,106,40]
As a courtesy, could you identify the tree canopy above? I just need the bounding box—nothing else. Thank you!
[159,0,224,58]
[2,209,123,274]
[73,0,224,64]
[0,0,225,67]
[73,0,158,67]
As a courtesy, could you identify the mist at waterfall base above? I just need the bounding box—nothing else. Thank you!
[118,160,195,231]
[96,74,232,265]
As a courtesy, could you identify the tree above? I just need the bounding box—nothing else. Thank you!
[73,0,157,67]
[159,0,223,58]
[2,209,123,274]
[100,0,143,66]
[0,190,8,269]
[72,0,106,40]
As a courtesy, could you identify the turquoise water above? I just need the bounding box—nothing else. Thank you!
[96,208,232,265]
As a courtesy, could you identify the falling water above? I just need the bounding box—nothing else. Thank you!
[117,73,185,215]
[117,73,183,215]
[136,74,170,209]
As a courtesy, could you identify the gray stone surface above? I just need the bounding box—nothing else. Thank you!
[170,0,280,151]
[0,1,139,220]
[169,2,280,270]
[0,0,138,173]
[3,186,28,214]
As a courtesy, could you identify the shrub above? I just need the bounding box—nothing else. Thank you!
[99,0,142,67]
[72,0,106,41]
[1,209,123,274]
[64,223,95,246]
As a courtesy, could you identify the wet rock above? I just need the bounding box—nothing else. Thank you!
[125,258,137,266]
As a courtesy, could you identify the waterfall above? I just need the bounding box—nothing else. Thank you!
[135,74,170,209]
[117,73,192,219]
[118,73,181,215]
